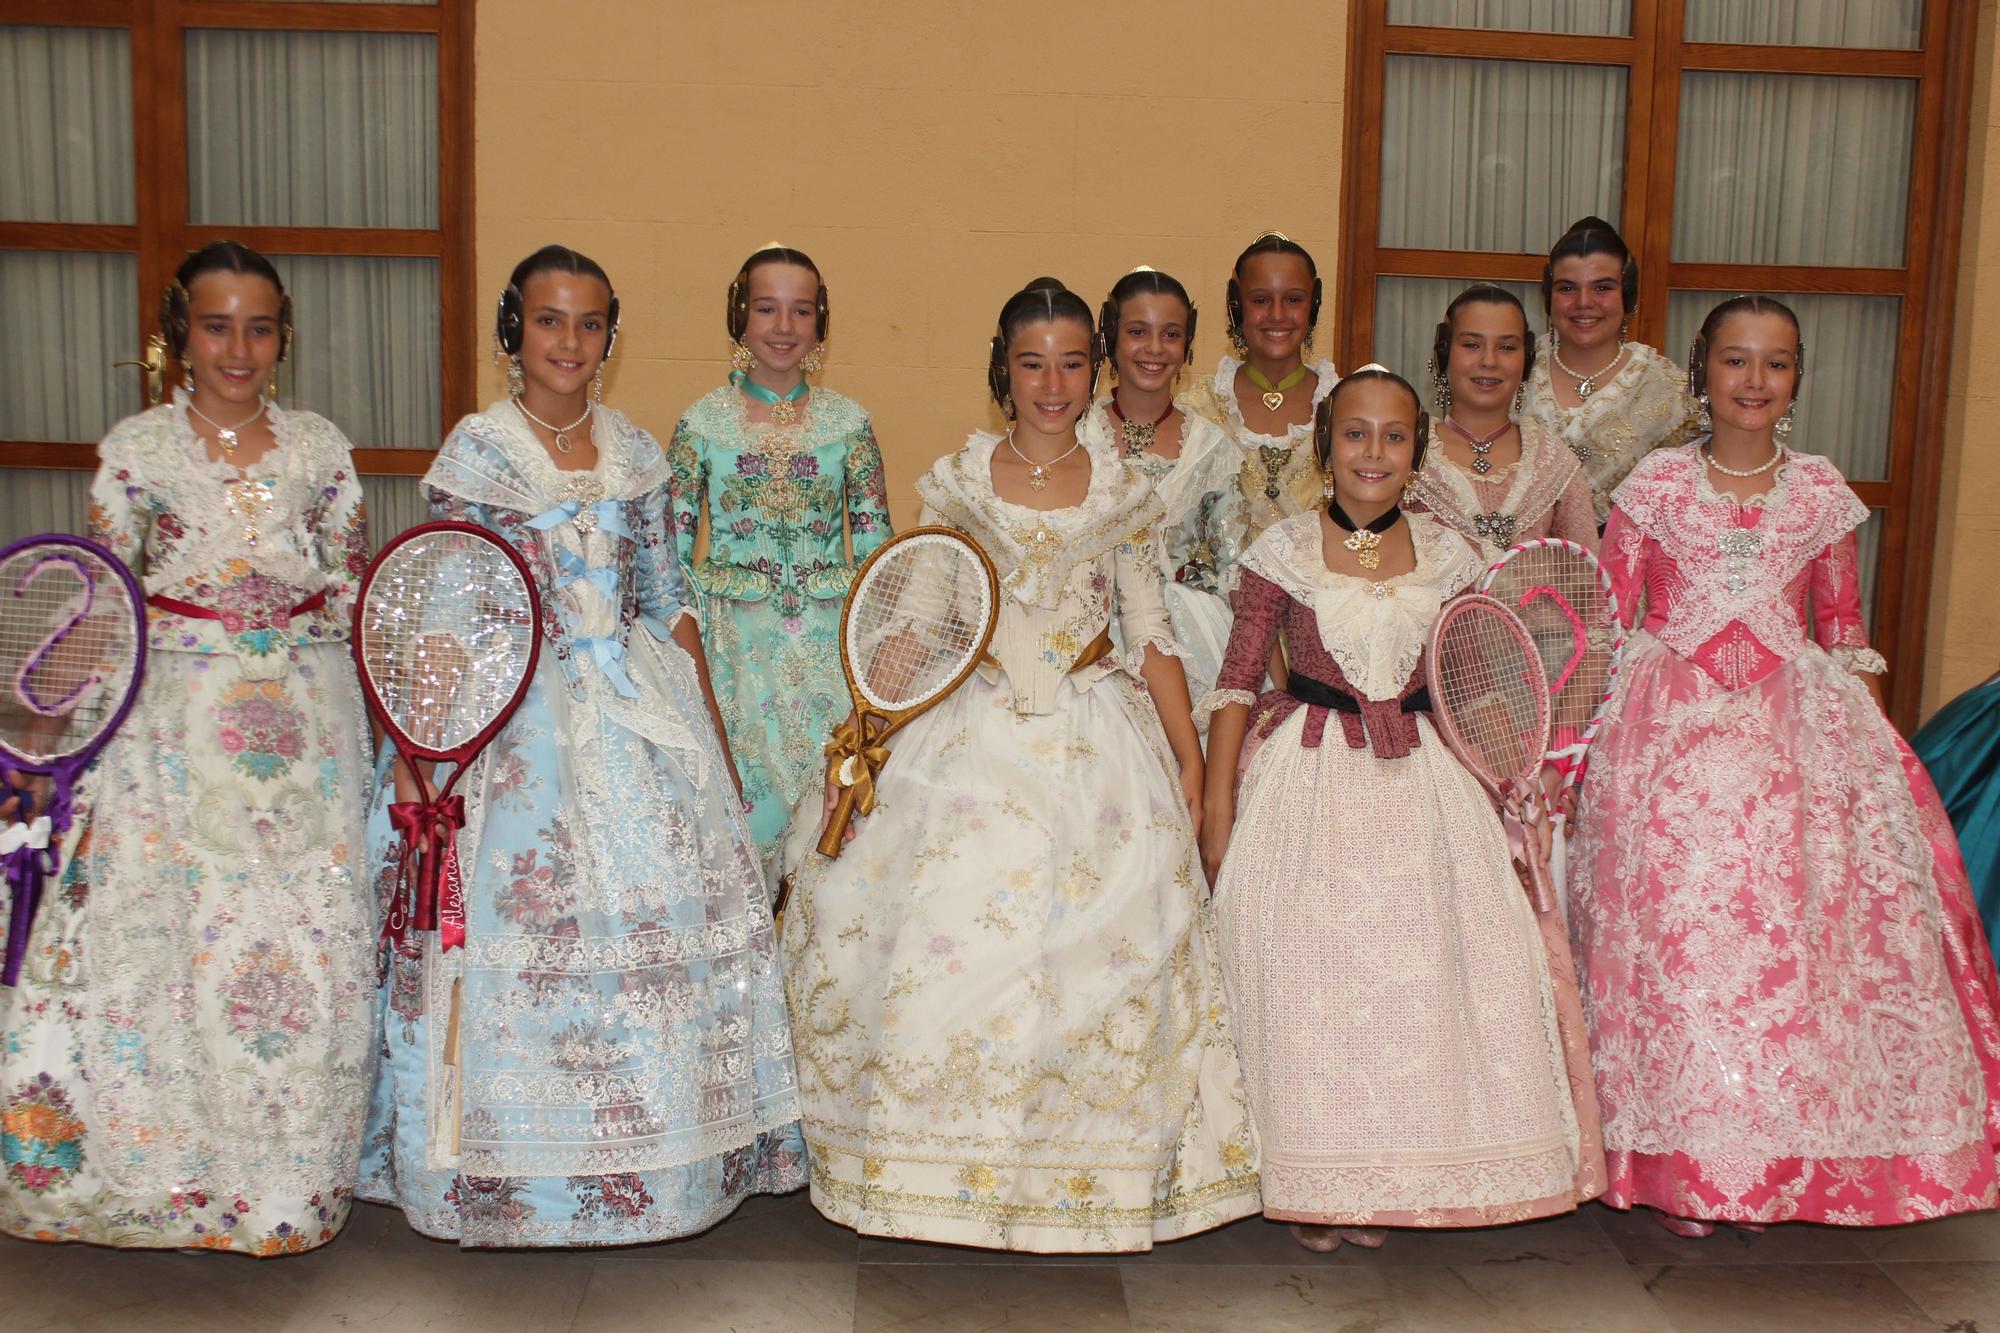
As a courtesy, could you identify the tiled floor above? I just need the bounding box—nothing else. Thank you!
[9,1192,2000,1331]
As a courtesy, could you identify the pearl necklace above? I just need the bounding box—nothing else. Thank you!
[1702,442,1786,478]
[1005,428,1083,492]
[1552,341,1629,400]
[187,398,266,457]
[513,395,592,454]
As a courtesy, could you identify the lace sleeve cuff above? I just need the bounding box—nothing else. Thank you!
[1830,645,1887,676]
[1193,688,1258,724]
[1124,633,1189,674]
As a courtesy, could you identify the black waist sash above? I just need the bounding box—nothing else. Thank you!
[1286,668,1432,717]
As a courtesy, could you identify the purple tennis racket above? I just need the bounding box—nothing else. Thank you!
[0,535,146,986]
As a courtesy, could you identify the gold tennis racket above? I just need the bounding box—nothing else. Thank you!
[817,526,999,857]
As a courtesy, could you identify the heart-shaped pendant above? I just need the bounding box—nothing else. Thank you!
[1261,390,1284,412]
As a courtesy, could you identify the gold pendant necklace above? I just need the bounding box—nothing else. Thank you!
[1244,362,1310,413]
[1343,528,1383,571]
[1005,428,1082,492]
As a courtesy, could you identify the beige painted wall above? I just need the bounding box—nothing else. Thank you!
[471,0,1346,530]
[1930,0,2000,713]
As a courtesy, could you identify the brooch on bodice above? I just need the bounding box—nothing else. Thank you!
[1474,512,1519,547]
[1566,439,1595,464]
[1716,527,1763,593]
[1257,443,1295,501]
[559,474,608,534]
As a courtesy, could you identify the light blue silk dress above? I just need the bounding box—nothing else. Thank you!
[356,403,804,1247]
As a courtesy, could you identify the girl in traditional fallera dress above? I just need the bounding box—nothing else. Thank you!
[667,247,892,873]
[359,246,804,1247]
[1572,296,2000,1234]
[780,278,1260,1252]
[1084,266,1240,722]
[1182,232,1340,573]
[1407,284,1597,560]
[1199,366,1604,1253]
[1518,217,1699,525]
[0,241,375,1254]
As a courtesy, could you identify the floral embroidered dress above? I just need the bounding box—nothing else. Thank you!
[665,384,892,869]
[1572,441,2000,1225]
[1200,511,1604,1226]
[1181,356,1340,588]
[1518,344,1697,526]
[1084,398,1241,726]
[2,392,374,1255]
[1407,417,1599,560]
[357,403,804,1247]
[779,430,1261,1251]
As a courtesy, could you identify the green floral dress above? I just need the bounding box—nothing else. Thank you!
[665,384,892,867]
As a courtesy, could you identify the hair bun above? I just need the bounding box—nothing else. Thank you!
[1564,215,1618,238]
[1022,276,1069,295]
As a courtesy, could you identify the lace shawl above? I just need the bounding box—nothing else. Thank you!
[1409,418,1584,555]
[1239,511,1482,702]
[1610,442,1867,668]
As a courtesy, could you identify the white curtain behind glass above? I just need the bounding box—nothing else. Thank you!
[1381,56,1626,254]
[186,30,437,229]
[1683,0,1922,49]
[1665,291,1898,481]
[1388,0,1629,36]
[1373,276,1544,404]
[273,255,442,450]
[1,26,133,223]
[1673,72,1913,267]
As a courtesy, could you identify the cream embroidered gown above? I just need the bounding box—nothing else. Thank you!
[1180,355,1340,586]
[1083,399,1240,726]
[1518,344,1698,526]
[1,394,375,1254]
[1202,512,1603,1226]
[779,430,1261,1251]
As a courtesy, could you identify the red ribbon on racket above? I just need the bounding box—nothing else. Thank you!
[386,794,467,952]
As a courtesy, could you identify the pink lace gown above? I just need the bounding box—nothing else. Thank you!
[1203,512,1604,1227]
[1572,442,2000,1225]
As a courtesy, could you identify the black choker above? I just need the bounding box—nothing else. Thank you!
[1327,500,1400,572]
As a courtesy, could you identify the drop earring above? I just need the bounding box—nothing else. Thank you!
[1429,357,1451,415]
[730,340,757,374]
[1303,331,1315,356]
[1695,391,1712,432]
[1513,383,1526,416]
[1229,328,1248,357]
[592,365,605,403]
[1775,401,1796,439]
[506,354,526,398]
[181,363,195,393]
[801,343,825,376]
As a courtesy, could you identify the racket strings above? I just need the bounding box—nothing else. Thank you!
[848,542,991,711]
[1433,608,1547,782]
[0,551,139,763]
[1485,550,1617,735]
[359,534,535,753]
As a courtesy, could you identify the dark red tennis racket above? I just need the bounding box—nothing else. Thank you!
[353,521,540,955]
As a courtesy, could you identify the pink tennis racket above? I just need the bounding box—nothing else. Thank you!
[0,535,146,986]
[1427,593,1556,913]
[1479,538,1624,795]
[354,521,540,954]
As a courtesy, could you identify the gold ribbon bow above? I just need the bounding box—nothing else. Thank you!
[825,715,893,816]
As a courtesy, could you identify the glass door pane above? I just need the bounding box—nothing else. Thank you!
[1382,56,1627,253]
[0,26,135,224]
[1684,1,1922,50]
[274,254,442,449]
[1673,72,1915,267]
[1388,0,1630,35]
[0,251,139,442]
[186,30,439,229]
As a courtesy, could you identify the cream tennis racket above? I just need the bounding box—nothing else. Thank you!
[817,527,998,857]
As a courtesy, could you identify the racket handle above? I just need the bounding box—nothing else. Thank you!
[817,784,861,859]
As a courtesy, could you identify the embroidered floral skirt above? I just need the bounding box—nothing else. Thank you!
[1214,708,1600,1227]
[1573,636,2000,1225]
[703,590,849,872]
[357,644,805,1247]
[780,670,1261,1251]
[1,644,375,1254]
